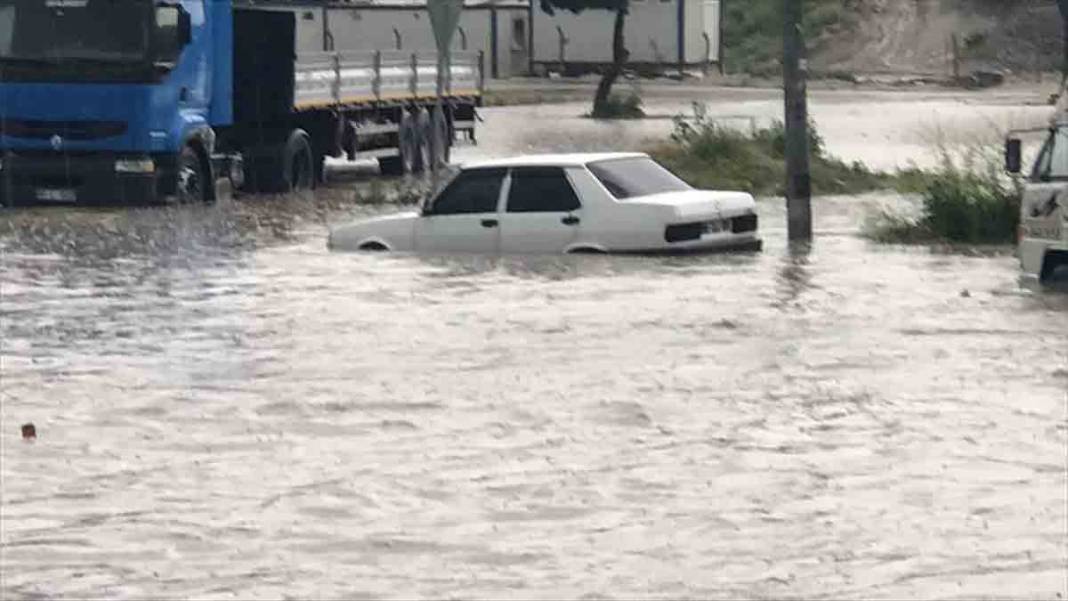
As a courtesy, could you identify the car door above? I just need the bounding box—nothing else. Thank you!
[414,168,505,253]
[498,166,582,253]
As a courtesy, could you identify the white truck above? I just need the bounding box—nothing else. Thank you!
[1006,92,1068,282]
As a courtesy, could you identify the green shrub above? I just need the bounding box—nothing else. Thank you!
[868,164,1020,244]
[590,91,645,120]
[652,103,892,196]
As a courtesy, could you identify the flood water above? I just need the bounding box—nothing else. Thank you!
[1,89,1067,599]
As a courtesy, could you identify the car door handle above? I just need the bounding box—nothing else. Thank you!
[481,219,498,228]
[561,215,580,226]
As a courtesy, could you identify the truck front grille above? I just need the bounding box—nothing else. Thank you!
[0,119,128,141]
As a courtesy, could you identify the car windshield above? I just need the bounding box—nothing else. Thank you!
[1033,126,1068,181]
[0,0,151,62]
[587,156,692,200]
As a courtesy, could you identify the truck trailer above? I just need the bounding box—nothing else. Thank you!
[0,0,484,205]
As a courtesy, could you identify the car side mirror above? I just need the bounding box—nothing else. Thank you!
[1005,138,1022,174]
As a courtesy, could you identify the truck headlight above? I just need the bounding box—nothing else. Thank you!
[114,158,155,174]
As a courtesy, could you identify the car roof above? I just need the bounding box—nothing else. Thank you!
[460,152,649,170]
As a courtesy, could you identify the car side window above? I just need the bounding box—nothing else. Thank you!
[428,168,505,215]
[506,167,581,213]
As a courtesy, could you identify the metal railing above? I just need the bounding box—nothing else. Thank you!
[293,50,483,107]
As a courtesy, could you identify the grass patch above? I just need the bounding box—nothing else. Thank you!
[649,103,893,196]
[589,92,645,120]
[866,162,1020,244]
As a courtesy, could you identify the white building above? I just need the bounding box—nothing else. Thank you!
[530,0,722,74]
[242,0,720,78]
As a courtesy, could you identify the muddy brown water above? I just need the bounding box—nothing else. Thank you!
[2,93,1067,599]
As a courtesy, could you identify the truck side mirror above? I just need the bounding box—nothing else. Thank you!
[177,9,192,46]
[155,5,192,63]
[1005,138,1022,174]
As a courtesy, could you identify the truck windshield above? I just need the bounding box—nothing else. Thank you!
[587,156,692,200]
[1034,127,1068,182]
[0,0,151,63]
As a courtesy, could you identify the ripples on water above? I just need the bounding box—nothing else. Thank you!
[1,183,1066,600]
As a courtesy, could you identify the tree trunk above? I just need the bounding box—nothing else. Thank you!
[592,7,628,118]
[1063,14,1068,86]
[1060,0,1068,85]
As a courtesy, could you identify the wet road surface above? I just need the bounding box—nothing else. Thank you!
[2,90,1067,599]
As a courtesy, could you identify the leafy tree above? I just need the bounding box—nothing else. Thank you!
[540,0,629,118]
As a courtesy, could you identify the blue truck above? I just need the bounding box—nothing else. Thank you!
[0,0,484,205]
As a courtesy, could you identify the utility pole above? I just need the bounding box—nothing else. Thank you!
[1059,0,1068,87]
[783,0,812,242]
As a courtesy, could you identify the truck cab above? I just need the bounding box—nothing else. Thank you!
[1,0,482,206]
[1008,103,1068,283]
[0,0,234,205]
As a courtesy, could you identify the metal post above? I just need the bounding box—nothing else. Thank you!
[702,32,711,76]
[557,25,567,73]
[411,52,418,97]
[373,50,382,101]
[478,50,486,95]
[950,33,961,81]
[783,0,812,242]
[437,53,445,99]
[332,52,341,104]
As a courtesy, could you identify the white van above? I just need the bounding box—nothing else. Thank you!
[1007,100,1068,282]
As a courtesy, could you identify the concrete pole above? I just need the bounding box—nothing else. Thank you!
[783,0,812,242]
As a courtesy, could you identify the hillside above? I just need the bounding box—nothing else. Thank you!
[723,0,1064,77]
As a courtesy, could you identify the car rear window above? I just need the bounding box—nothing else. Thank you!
[587,157,692,200]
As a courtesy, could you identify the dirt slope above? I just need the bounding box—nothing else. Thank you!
[810,0,1063,76]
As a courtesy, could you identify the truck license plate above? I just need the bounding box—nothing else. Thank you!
[36,188,76,202]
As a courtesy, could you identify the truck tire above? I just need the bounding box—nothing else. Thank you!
[176,145,209,204]
[430,104,451,169]
[283,129,315,193]
[411,108,432,174]
[246,129,315,194]
[379,111,416,176]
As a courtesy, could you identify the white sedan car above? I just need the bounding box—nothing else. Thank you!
[328,153,761,254]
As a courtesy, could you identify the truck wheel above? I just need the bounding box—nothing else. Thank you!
[379,111,416,176]
[411,108,432,174]
[430,105,451,169]
[245,130,314,194]
[177,145,208,204]
[283,130,315,193]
